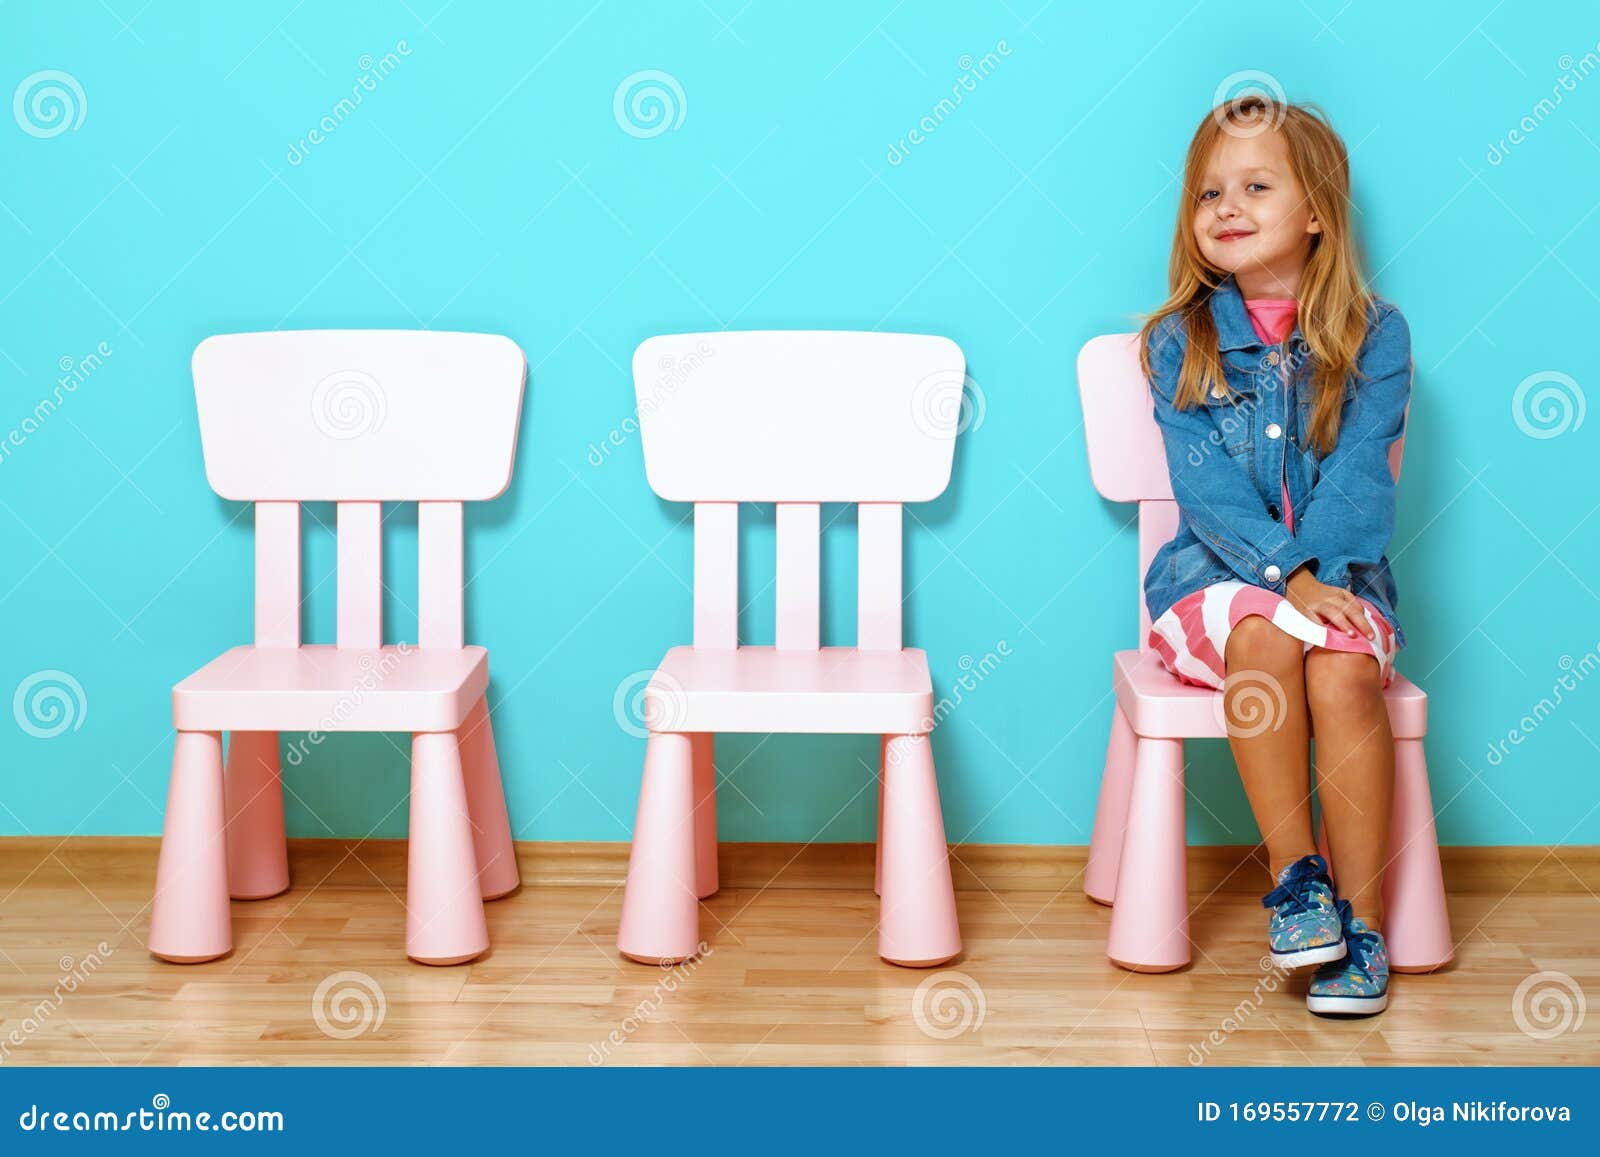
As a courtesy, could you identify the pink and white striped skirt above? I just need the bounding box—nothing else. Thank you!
[1149,580,1398,691]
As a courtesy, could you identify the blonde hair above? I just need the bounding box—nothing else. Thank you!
[1138,96,1371,454]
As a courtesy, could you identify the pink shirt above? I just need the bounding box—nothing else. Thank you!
[1244,297,1297,533]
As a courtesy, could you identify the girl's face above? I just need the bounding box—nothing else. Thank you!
[1192,128,1321,294]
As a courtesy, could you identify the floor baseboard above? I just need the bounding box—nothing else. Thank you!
[2,837,1595,893]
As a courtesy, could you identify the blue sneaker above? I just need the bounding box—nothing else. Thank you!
[1307,901,1389,1016]
[1261,854,1346,969]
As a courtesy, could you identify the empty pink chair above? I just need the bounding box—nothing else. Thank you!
[617,331,966,968]
[148,330,526,965]
[1076,333,1453,974]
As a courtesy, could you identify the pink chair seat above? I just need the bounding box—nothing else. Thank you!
[648,645,932,735]
[1112,649,1428,740]
[173,645,489,733]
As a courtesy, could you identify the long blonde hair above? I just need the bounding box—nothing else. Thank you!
[1138,96,1371,454]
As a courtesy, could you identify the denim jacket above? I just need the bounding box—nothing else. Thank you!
[1142,276,1412,649]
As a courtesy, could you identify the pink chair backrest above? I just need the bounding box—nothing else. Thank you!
[633,330,966,651]
[192,330,527,649]
[1076,332,1406,646]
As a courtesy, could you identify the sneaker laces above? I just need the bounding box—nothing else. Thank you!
[1260,854,1333,917]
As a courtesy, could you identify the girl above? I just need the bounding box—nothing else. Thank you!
[1140,96,1412,1016]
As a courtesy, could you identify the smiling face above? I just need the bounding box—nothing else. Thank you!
[1191,128,1321,298]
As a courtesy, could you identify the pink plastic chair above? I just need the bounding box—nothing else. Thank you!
[1076,333,1453,973]
[148,330,527,966]
[617,330,966,968]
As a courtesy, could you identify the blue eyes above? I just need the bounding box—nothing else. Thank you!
[1199,183,1269,201]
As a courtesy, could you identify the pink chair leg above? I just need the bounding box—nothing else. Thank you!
[223,731,288,900]
[617,731,700,964]
[1085,704,1138,905]
[692,732,718,899]
[459,696,520,901]
[149,731,232,963]
[406,732,489,965]
[1384,737,1454,972]
[878,734,961,967]
[874,733,887,897]
[1106,736,1189,972]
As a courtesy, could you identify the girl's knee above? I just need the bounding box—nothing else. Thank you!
[1225,614,1303,672]
[1304,649,1382,713]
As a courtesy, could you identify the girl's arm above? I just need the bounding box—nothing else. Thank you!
[1289,305,1413,591]
[1146,321,1317,594]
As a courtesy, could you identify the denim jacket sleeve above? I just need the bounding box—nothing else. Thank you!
[1146,320,1317,593]
[1290,304,1412,591]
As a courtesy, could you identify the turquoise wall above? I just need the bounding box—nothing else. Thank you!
[2,1,1596,845]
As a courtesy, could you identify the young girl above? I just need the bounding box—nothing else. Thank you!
[1140,96,1412,1017]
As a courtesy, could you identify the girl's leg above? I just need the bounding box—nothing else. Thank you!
[1303,649,1395,930]
[1223,616,1315,876]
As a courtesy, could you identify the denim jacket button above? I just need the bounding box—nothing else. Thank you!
[1265,422,1283,439]
[1266,351,1281,366]
[1263,564,1282,583]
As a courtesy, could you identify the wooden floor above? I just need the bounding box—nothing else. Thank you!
[1,839,1597,1066]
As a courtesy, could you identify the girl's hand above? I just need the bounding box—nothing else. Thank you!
[1285,567,1374,640]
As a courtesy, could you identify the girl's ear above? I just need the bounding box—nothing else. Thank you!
[1306,214,1323,235]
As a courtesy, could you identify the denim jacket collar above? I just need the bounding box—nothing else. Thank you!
[1209,274,1308,355]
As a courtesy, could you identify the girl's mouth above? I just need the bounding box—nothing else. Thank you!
[1215,230,1254,242]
